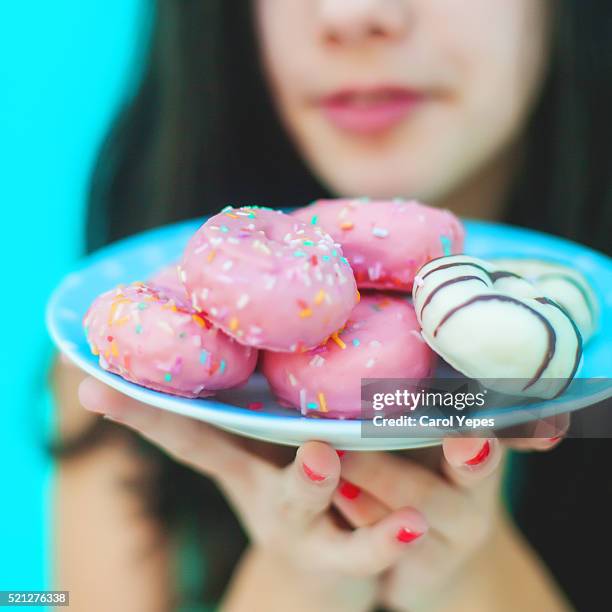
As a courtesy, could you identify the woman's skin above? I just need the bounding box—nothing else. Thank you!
[255,0,551,211]
[55,1,572,610]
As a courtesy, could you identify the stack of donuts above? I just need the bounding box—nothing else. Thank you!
[84,199,598,418]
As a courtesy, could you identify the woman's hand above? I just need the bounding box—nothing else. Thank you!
[78,377,428,612]
[332,432,567,612]
[78,376,568,612]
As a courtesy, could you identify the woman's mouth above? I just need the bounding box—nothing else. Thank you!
[318,86,426,135]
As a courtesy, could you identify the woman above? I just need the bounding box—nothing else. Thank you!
[53,1,611,610]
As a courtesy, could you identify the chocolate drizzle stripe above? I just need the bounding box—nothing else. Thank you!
[415,260,491,296]
[416,261,522,298]
[421,261,491,281]
[433,294,556,391]
[488,270,523,282]
[419,275,488,319]
[535,297,583,398]
[537,272,595,324]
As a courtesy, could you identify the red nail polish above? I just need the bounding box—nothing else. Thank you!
[336,450,346,458]
[339,481,360,500]
[465,440,491,466]
[549,435,562,443]
[396,527,422,544]
[302,463,326,482]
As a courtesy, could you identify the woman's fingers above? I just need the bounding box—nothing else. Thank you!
[333,480,389,527]
[441,437,502,488]
[340,450,454,511]
[307,507,428,576]
[78,377,272,491]
[278,442,341,528]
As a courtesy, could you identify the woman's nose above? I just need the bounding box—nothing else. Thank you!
[317,0,412,46]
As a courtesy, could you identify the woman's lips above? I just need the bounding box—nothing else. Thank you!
[319,87,425,135]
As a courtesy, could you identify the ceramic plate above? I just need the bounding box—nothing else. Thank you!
[46,219,612,450]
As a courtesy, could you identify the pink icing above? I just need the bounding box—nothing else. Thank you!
[149,262,184,294]
[262,294,436,419]
[83,282,257,398]
[180,206,359,352]
[293,198,465,292]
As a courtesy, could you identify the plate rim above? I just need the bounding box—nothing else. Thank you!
[45,217,612,447]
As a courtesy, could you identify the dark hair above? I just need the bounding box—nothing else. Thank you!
[58,0,612,607]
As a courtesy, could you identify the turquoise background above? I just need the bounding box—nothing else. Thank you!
[0,0,144,598]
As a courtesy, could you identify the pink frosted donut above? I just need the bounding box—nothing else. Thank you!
[293,198,465,292]
[262,294,436,419]
[83,282,258,398]
[180,206,359,352]
[149,263,184,294]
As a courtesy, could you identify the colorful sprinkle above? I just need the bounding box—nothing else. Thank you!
[236,294,250,310]
[372,227,389,238]
[164,373,172,382]
[192,314,207,328]
[365,358,376,369]
[307,402,318,410]
[220,225,230,233]
[303,240,314,246]
[229,317,239,331]
[220,359,227,374]
[135,324,143,334]
[340,222,354,231]
[110,340,119,358]
[352,338,361,347]
[137,302,148,310]
[200,350,209,365]
[318,392,328,413]
[311,215,318,225]
[207,250,217,263]
[293,250,307,258]
[331,332,346,350]
[248,402,264,411]
[309,355,326,368]
[314,289,326,305]
[321,255,331,262]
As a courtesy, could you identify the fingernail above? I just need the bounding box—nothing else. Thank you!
[302,463,326,482]
[549,435,562,443]
[396,527,422,544]
[339,481,360,500]
[465,440,491,466]
[336,450,346,458]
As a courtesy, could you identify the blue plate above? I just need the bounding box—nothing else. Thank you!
[46,219,612,450]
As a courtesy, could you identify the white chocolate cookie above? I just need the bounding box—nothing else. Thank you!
[492,258,599,342]
[413,255,582,399]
